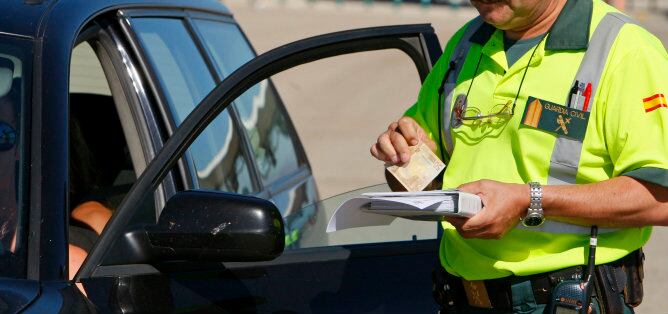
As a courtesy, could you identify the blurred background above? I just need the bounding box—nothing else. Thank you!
[221,0,668,312]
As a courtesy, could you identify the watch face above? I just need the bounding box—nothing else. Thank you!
[523,215,545,227]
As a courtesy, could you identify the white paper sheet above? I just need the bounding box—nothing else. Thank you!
[326,190,481,233]
[325,198,396,233]
[369,195,449,209]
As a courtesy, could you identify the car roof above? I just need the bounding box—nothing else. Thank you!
[0,0,232,38]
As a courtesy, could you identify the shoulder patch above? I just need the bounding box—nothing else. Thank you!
[643,94,667,113]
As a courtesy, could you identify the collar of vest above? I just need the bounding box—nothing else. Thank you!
[469,0,593,51]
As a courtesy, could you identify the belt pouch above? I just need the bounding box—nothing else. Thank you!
[432,262,449,308]
[432,262,462,312]
[622,249,644,307]
[594,265,625,313]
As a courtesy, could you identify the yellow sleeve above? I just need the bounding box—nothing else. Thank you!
[601,33,668,187]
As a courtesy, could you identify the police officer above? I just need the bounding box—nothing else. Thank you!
[371,0,668,312]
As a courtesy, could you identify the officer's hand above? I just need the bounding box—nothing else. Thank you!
[370,117,436,165]
[446,180,529,239]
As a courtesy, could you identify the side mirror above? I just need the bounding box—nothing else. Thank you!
[114,191,285,264]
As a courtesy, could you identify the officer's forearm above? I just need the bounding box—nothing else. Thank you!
[541,176,668,227]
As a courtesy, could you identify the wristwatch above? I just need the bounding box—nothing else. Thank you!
[522,182,545,227]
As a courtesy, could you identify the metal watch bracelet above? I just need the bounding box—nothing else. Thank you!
[522,182,545,227]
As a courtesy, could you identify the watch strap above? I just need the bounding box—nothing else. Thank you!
[522,182,545,227]
[529,182,542,211]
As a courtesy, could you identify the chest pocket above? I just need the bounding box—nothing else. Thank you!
[547,13,634,185]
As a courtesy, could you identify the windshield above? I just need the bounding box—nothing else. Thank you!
[0,35,31,278]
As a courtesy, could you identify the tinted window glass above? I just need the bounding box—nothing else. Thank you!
[192,20,251,78]
[194,20,305,185]
[189,114,254,194]
[132,18,254,194]
[131,19,213,123]
[0,37,31,278]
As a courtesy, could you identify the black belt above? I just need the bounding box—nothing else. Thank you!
[446,252,639,311]
[447,264,586,310]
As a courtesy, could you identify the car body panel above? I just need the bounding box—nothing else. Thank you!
[0,0,230,38]
[0,279,40,313]
[22,282,96,313]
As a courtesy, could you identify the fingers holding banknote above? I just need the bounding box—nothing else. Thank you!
[371,130,400,163]
[371,117,435,165]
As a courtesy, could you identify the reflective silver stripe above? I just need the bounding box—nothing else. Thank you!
[540,13,635,234]
[546,139,582,185]
[571,13,635,112]
[441,17,484,156]
[517,220,616,234]
[547,13,635,186]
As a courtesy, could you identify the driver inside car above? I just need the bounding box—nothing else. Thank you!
[68,116,114,282]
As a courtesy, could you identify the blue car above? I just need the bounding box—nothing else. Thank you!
[0,0,444,312]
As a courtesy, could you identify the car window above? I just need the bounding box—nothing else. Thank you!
[131,18,255,194]
[193,19,306,186]
[0,36,31,278]
[260,50,439,249]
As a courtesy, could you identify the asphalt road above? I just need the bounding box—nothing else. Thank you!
[224,0,668,312]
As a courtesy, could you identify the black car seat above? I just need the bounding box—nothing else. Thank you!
[69,92,135,208]
[69,93,135,251]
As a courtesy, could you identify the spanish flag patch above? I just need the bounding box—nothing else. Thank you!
[643,94,667,113]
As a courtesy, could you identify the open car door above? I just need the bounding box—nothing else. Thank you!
[76,24,444,313]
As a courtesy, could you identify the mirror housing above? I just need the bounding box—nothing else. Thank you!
[114,191,285,264]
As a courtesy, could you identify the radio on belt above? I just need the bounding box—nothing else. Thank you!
[547,226,598,314]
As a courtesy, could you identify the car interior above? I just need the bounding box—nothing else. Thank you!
[69,93,135,211]
[68,40,139,258]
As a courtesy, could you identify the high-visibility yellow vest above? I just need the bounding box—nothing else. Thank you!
[405,0,668,280]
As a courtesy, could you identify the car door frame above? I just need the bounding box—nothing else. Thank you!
[75,22,443,309]
[25,0,234,284]
[115,9,270,197]
[116,8,318,202]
